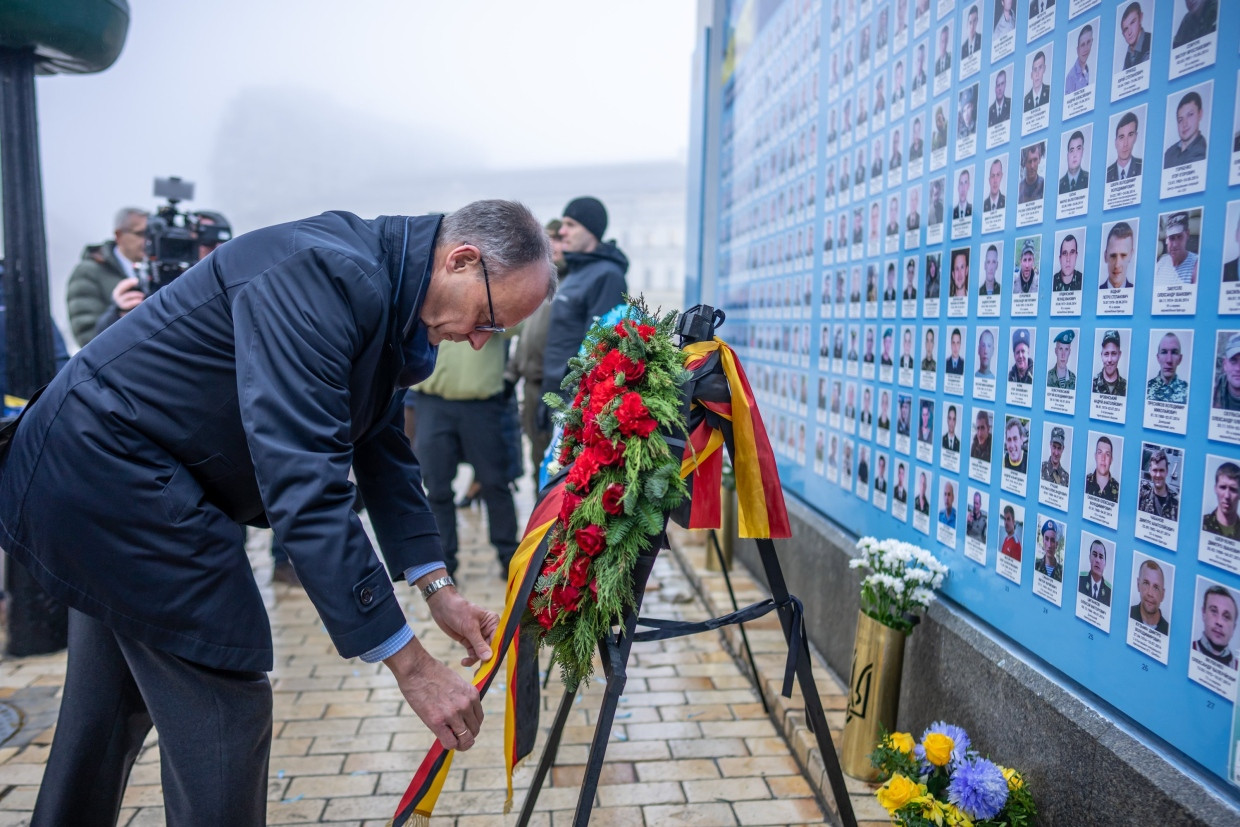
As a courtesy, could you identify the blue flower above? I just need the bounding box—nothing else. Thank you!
[947,757,1009,820]
[913,721,972,770]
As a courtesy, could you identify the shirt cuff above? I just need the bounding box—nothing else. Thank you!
[360,624,414,663]
[405,563,446,587]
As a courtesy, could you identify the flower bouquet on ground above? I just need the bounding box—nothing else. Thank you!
[849,536,949,632]
[528,300,689,689]
[871,723,1037,827]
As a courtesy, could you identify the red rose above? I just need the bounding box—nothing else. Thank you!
[534,605,558,630]
[566,450,602,491]
[568,554,591,588]
[615,392,658,438]
[559,491,582,524]
[619,356,646,384]
[580,419,603,446]
[575,524,607,557]
[636,324,657,341]
[601,482,626,515]
[593,439,626,467]
[589,579,599,599]
[551,584,581,613]
[591,350,624,384]
[589,379,624,414]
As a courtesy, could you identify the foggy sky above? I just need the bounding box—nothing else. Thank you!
[19,1,697,337]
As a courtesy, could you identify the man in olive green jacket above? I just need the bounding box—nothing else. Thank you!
[65,207,148,346]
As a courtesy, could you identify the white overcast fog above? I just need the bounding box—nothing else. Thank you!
[17,0,697,336]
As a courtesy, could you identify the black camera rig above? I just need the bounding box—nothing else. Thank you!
[141,176,232,293]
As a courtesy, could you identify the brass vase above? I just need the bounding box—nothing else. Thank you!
[840,610,906,780]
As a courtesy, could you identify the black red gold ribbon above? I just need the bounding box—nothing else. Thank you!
[391,337,789,825]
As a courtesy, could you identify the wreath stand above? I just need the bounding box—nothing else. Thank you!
[514,307,859,827]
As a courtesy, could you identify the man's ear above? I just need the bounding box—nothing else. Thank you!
[446,244,481,273]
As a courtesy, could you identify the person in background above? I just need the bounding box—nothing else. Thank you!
[414,321,524,578]
[539,197,628,423]
[92,211,233,339]
[505,219,566,489]
[65,207,148,346]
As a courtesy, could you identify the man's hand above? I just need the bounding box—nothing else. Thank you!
[425,586,500,667]
[384,638,483,751]
[111,277,145,314]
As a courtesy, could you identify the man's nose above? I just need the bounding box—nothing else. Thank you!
[466,331,492,350]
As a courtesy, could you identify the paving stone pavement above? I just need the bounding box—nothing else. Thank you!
[0,482,888,826]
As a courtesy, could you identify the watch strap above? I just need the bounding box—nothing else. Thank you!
[420,575,455,601]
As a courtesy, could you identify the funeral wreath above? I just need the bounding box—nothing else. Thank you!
[529,301,689,689]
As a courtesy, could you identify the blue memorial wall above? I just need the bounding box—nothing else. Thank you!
[707,0,1240,789]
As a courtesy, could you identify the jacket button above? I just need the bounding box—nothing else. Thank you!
[359,587,374,606]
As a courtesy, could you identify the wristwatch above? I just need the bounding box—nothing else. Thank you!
[421,575,455,601]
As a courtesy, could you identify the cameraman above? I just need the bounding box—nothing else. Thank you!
[93,210,232,337]
[65,207,149,347]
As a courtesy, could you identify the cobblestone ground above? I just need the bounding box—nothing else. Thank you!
[0,483,888,826]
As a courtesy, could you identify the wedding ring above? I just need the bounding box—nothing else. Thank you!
[454,730,468,738]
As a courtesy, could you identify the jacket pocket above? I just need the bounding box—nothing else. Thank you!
[186,453,237,481]
[161,462,203,524]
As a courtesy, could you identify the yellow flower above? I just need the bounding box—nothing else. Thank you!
[875,773,920,813]
[889,731,915,754]
[1001,766,1024,790]
[912,794,947,825]
[944,803,975,827]
[922,732,955,767]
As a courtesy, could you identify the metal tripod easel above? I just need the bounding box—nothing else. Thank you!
[513,307,859,827]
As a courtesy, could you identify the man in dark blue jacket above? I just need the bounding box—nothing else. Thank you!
[0,201,555,825]
[539,196,628,414]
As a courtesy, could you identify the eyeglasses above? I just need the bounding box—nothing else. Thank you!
[474,256,506,334]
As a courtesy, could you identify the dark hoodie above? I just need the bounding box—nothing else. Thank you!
[540,241,629,401]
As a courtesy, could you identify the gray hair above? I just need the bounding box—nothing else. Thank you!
[113,207,148,231]
[438,199,556,301]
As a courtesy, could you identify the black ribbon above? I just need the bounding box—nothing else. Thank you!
[633,593,807,700]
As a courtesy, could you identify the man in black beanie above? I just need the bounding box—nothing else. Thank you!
[539,196,629,420]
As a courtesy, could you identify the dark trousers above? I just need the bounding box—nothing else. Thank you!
[414,392,519,572]
[34,609,272,827]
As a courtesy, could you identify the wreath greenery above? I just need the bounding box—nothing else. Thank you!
[528,300,690,689]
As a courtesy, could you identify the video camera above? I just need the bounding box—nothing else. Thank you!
[141,176,232,293]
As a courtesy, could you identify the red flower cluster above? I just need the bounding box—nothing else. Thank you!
[531,319,663,633]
